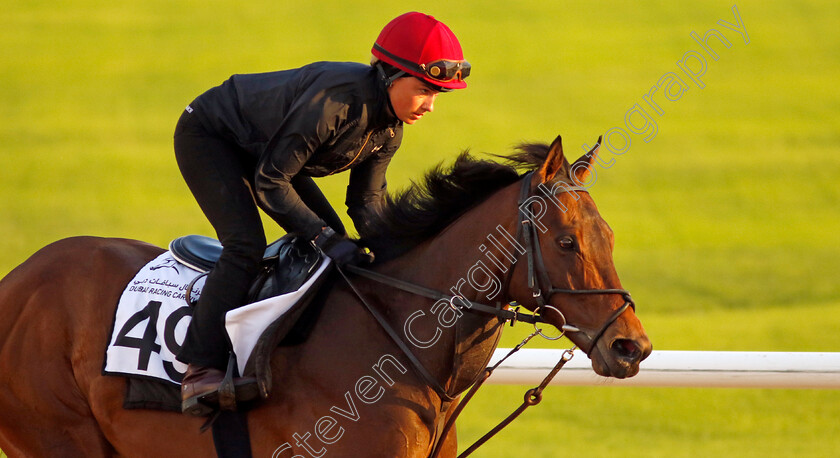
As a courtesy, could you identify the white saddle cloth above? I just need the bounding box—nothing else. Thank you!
[103,251,329,384]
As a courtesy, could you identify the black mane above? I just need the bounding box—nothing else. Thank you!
[358,143,553,261]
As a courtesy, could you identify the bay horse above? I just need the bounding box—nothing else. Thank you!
[0,136,650,457]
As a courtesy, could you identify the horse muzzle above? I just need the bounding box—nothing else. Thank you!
[588,323,652,379]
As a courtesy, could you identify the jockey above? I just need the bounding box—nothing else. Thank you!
[174,12,470,415]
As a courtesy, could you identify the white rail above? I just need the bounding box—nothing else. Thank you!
[487,349,840,389]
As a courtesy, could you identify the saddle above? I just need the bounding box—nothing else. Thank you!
[169,234,323,302]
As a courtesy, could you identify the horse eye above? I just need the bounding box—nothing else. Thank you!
[557,236,576,250]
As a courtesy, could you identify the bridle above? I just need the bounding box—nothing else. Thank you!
[506,170,635,354]
[338,170,637,457]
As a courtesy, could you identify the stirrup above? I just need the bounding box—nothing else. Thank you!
[182,391,218,417]
[182,354,260,417]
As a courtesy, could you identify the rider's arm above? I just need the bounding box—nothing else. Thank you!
[345,128,402,236]
[255,97,351,238]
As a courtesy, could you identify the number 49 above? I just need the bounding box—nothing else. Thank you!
[114,300,192,381]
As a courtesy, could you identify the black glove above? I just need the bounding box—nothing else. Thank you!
[312,227,372,266]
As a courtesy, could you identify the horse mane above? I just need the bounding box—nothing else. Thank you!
[359,143,558,261]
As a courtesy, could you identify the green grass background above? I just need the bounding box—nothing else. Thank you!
[2,0,839,456]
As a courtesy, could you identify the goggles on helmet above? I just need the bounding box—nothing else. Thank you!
[373,43,471,87]
[421,59,470,82]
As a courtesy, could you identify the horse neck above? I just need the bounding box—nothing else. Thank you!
[376,180,522,394]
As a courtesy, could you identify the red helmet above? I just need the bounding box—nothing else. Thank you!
[372,12,470,90]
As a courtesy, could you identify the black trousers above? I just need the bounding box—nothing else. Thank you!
[173,109,342,369]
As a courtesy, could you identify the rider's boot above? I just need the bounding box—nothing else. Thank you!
[181,364,260,416]
[181,364,225,416]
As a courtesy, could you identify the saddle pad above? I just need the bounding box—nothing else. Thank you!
[103,251,329,385]
[226,258,330,375]
[104,251,201,384]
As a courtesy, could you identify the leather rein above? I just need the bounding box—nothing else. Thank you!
[337,171,635,457]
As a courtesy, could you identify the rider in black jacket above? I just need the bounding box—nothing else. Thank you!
[190,61,403,236]
[175,12,471,415]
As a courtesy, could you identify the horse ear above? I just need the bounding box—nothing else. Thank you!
[572,135,602,185]
[538,135,569,183]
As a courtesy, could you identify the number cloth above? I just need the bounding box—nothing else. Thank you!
[103,251,328,384]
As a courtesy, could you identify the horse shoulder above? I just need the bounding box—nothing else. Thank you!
[249,286,446,457]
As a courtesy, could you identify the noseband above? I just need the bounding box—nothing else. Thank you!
[509,171,635,355]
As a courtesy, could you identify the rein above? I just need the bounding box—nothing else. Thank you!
[343,264,552,326]
[335,265,457,402]
[339,171,636,457]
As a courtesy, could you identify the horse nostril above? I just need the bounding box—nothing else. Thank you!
[611,338,641,361]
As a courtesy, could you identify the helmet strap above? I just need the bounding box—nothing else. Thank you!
[375,62,406,88]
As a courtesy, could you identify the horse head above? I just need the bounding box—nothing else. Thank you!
[505,135,652,378]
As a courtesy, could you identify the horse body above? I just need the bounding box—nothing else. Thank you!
[0,137,651,457]
[0,236,448,457]
[0,237,188,456]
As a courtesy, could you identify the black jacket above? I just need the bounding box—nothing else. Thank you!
[191,61,403,237]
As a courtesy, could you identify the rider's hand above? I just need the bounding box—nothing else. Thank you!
[312,227,372,266]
